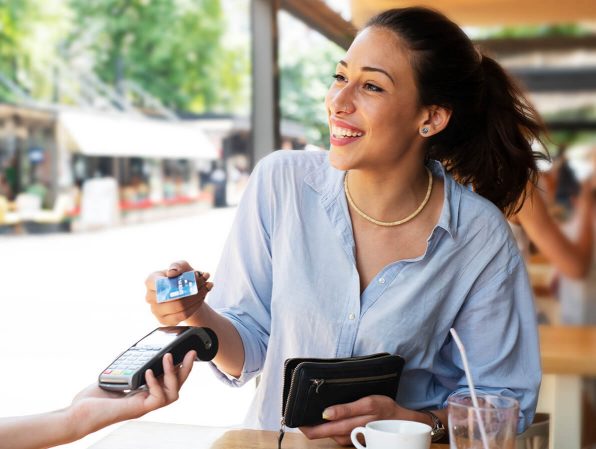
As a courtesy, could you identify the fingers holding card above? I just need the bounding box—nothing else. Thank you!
[148,269,212,326]
[156,271,199,303]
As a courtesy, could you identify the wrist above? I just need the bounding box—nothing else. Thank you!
[419,410,447,443]
[186,301,210,326]
[405,409,435,428]
[68,399,115,441]
[417,410,435,427]
[58,406,84,444]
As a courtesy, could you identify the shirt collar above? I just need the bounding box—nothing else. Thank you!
[303,153,344,208]
[429,160,459,239]
[304,154,460,239]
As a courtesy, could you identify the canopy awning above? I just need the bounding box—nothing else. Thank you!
[59,109,218,160]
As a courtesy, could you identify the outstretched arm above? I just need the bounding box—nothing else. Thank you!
[514,181,593,279]
[0,350,195,449]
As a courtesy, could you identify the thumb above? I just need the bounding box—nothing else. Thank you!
[167,260,194,278]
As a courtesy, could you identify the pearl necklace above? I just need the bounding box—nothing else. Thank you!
[344,167,433,227]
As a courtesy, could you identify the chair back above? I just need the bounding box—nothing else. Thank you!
[515,413,549,449]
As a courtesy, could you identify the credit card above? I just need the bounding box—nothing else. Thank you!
[156,271,199,303]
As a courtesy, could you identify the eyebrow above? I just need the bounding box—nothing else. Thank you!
[338,60,395,85]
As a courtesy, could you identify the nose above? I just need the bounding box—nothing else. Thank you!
[329,85,355,115]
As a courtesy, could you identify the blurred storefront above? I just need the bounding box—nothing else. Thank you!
[0,103,307,232]
[58,108,217,206]
[0,103,218,232]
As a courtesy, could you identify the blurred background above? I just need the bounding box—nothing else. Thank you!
[0,0,595,448]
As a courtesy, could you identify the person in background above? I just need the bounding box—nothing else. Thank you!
[556,148,596,324]
[0,351,196,449]
[211,161,227,208]
[508,178,593,280]
[507,142,593,283]
[552,147,596,449]
[145,7,544,445]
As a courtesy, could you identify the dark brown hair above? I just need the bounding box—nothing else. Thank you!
[366,7,548,216]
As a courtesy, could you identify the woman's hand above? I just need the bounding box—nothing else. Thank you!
[300,395,418,446]
[69,350,196,440]
[146,261,247,379]
[145,260,213,325]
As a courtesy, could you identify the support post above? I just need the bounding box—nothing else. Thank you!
[250,0,281,168]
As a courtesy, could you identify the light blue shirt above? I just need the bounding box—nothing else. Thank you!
[207,150,541,433]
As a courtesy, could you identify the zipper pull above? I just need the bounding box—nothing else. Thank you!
[312,378,325,394]
[278,417,286,449]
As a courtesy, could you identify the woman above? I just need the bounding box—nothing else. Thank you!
[145,7,544,445]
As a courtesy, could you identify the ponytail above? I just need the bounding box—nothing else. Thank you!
[432,55,548,216]
[367,7,549,216]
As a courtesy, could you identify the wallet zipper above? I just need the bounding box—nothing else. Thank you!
[279,361,308,449]
[310,372,398,393]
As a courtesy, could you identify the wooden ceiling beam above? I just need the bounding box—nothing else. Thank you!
[476,35,596,58]
[281,0,357,49]
[511,67,596,92]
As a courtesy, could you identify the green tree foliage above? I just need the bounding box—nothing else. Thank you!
[66,0,246,113]
[0,0,33,101]
[0,0,29,87]
[0,0,71,101]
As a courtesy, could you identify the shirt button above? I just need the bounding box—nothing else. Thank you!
[379,277,386,284]
[348,313,356,320]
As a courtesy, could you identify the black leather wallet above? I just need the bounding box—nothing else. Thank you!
[280,353,405,429]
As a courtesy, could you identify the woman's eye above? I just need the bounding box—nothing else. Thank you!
[364,82,383,92]
[332,74,346,83]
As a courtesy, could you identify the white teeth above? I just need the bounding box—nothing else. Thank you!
[332,125,363,138]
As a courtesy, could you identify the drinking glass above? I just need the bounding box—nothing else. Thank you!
[448,392,519,449]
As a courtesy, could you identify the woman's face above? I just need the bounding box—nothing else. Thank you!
[325,26,426,172]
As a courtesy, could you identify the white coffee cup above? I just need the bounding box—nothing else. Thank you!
[350,419,432,449]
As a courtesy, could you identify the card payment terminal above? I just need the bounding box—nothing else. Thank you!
[98,326,218,391]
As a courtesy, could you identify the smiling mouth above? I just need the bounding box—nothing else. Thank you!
[331,125,364,138]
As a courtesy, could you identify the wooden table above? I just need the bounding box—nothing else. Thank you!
[88,422,449,449]
[89,325,596,449]
[538,325,596,449]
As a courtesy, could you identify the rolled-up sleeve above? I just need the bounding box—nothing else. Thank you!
[441,251,541,433]
[206,157,275,387]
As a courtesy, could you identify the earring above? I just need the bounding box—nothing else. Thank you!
[421,127,430,135]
